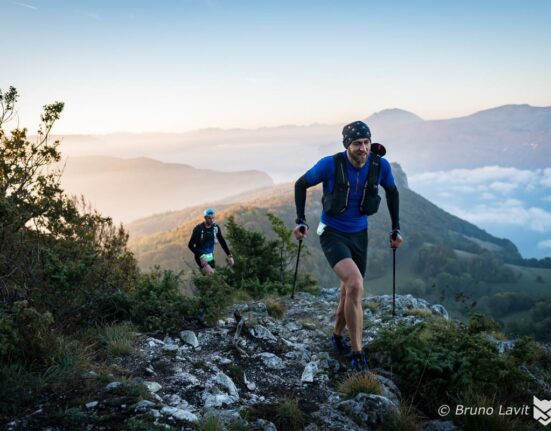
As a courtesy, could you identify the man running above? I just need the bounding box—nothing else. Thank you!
[188,208,234,274]
[293,120,402,371]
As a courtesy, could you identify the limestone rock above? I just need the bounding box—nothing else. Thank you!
[180,330,199,348]
[301,361,319,383]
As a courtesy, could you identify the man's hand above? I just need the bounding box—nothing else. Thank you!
[200,257,209,267]
[389,229,403,249]
[293,224,308,241]
[226,255,234,267]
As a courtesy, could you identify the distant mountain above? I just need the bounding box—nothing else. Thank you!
[59,156,274,222]
[127,164,521,285]
[57,104,551,178]
[367,108,424,127]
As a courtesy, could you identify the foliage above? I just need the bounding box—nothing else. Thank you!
[0,300,56,365]
[267,211,299,283]
[275,398,304,431]
[194,414,224,431]
[96,322,136,357]
[415,245,515,284]
[191,270,234,324]
[380,402,422,431]
[0,87,155,418]
[129,268,192,331]
[368,316,548,416]
[467,313,500,334]
[1,86,140,331]
[455,393,535,431]
[203,214,316,300]
[224,215,281,285]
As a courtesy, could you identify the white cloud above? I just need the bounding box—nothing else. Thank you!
[445,204,551,233]
[503,198,523,206]
[542,168,551,188]
[410,166,551,235]
[410,166,542,193]
[489,181,518,193]
[537,239,551,249]
[12,1,37,10]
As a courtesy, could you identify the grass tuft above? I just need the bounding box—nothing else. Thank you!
[266,298,286,318]
[195,414,224,431]
[275,398,304,431]
[380,402,422,431]
[338,372,383,399]
[100,323,136,357]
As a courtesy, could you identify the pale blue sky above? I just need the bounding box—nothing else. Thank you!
[2,0,550,133]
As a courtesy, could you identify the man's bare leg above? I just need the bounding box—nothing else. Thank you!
[334,281,347,336]
[333,258,364,352]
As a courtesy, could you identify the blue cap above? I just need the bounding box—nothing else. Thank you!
[203,208,215,216]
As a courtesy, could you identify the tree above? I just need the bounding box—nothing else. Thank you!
[0,86,139,327]
[266,212,299,285]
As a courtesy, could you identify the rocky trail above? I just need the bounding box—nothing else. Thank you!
[6,291,462,430]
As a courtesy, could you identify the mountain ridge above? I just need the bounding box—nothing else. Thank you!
[56,104,550,175]
[127,163,521,285]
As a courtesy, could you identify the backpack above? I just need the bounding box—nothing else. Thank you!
[321,144,386,217]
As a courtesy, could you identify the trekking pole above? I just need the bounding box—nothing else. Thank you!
[291,226,306,299]
[391,231,398,316]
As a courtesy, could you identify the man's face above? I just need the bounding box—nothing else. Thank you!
[347,138,371,166]
[204,214,215,225]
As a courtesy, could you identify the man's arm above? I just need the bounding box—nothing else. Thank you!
[384,184,400,230]
[294,174,310,224]
[188,226,200,254]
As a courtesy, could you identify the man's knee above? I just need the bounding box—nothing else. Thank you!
[345,277,363,300]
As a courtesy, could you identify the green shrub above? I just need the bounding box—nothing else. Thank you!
[0,364,41,415]
[467,313,499,334]
[130,268,192,331]
[275,398,304,431]
[0,300,56,365]
[456,393,534,431]
[192,271,234,324]
[369,316,544,416]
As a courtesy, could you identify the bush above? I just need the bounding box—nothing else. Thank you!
[0,300,56,365]
[130,269,193,331]
[368,316,545,416]
[192,271,234,324]
[1,86,140,331]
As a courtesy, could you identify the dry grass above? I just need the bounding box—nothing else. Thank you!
[338,372,383,399]
[266,298,286,318]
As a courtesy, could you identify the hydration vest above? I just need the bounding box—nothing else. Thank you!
[199,223,219,248]
[321,144,386,217]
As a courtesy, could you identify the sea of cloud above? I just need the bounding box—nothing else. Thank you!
[409,167,551,259]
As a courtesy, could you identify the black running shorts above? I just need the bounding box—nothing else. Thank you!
[319,226,368,277]
[194,254,216,270]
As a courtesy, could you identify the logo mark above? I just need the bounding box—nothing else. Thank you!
[534,396,551,426]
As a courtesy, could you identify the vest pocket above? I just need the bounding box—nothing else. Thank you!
[361,194,381,216]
